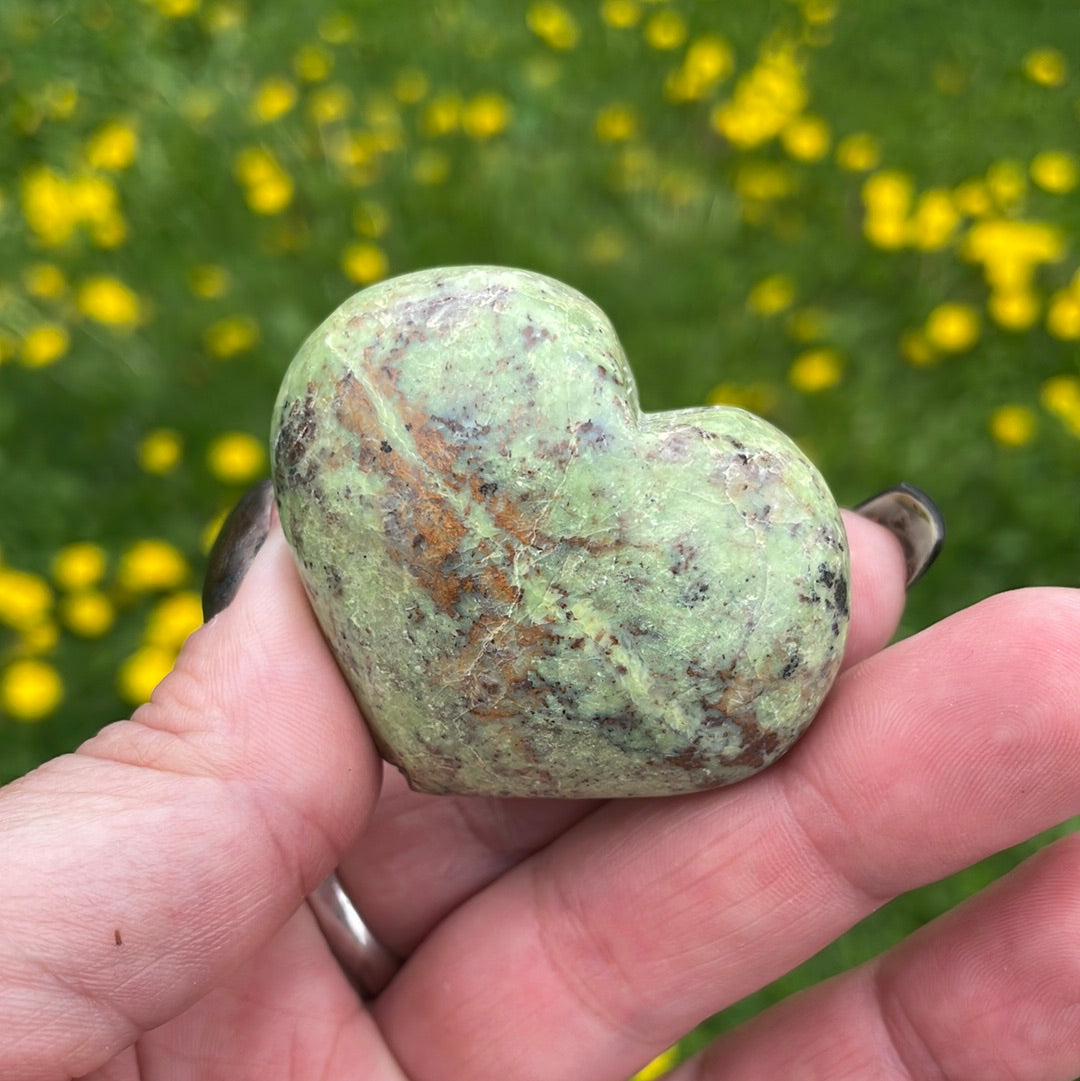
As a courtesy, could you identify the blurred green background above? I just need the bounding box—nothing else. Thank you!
[1,0,1078,1070]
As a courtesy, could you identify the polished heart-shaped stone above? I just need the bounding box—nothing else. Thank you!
[271,266,849,798]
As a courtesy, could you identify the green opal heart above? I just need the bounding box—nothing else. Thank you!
[271,266,849,798]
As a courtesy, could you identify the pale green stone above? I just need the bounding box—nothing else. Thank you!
[272,266,849,798]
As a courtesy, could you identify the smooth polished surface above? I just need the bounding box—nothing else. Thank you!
[272,266,850,798]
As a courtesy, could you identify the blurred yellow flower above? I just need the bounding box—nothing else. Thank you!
[154,0,199,14]
[789,347,842,392]
[76,275,142,327]
[342,242,389,285]
[234,147,294,214]
[308,85,352,125]
[989,404,1036,448]
[21,166,79,246]
[204,315,260,358]
[20,620,60,656]
[527,2,580,50]
[462,93,511,139]
[1030,150,1078,194]
[24,262,67,299]
[118,540,189,593]
[629,1046,680,1081]
[138,428,184,474]
[1046,288,1080,340]
[989,288,1040,331]
[206,431,266,484]
[600,0,641,29]
[394,69,429,105]
[85,120,138,170]
[411,149,451,186]
[899,328,936,368]
[60,591,116,637]
[318,11,357,44]
[294,42,334,82]
[595,104,638,143]
[422,94,462,136]
[924,302,980,353]
[952,178,993,217]
[52,542,107,591]
[908,189,959,250]
[665,34,734,102]
[747,274,796,316]
[787,306,828,342]
[802,0,838,25]
[644,10,687,51]
[782,114,830,162]
[961,219,1065,290]
[20,324,70,368]
[1,659,63,722]
[188,263,230,299]
[986,159,1026,210]
[145,592,204,648]
[0,569,54,631]
[861,170,913,216]
[710,41,806,149]
[706,381,779,415]
[1022,47,1066,87]
[734,161,795,202]
[251,76,298,123]
[353,200,390,238]
[118,645,174,705]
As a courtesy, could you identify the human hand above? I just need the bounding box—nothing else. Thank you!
[3,505,1078,1081]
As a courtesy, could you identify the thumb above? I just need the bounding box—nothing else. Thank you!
[0,526,380,1081]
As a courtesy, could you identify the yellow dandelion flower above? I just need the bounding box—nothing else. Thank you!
[1041,374,1080,428]
[789,347,842,392]
[145,592,204,648]
[411,148,451,186]
[527,1,580,50]
[861,170,913,216]
[76,275,142,327]
[234,147,294,214]
[600,0,641,29]
[20,166,79,246]
[42,80,79,121]
[925,302,980,353]
[0,570,54,631]
[206,431,266,484]
[899,328,937,368]
[989,404,1036,448]
[251,76,297,124]
[630,1046,680,1081]
[317,11,357,44]
[20,620,60,656]
[462,93,511,139]
[685,34,734,84]
[188,263,230,299]
[986,159,1026,210]
[60,591,116,637]
[734,161,795,202]
[137,428,183,474]
[952,178,993,217]
[863,212,908,250]
[1,659,63,722]
[294,42,334,82]
[706,381,779,416]
[394,69,429,104]
[710,42,807,149]
[204,314,260,358]
[988,289,1040,331]
[1046,289,1080,340]
[781,115,830,162]
[1022,47,1066,87]
[85,120,138,171]
[961,220,1065,290]
[908,189,960,250]
[91,210,129,249]
[52,542,107,591]
[833,132,879,172]
[801,0,838,25]
[644,9,687,51]
[595,104,638,143]
[353,200,390,238]
[1030,149,1078,194]
[154,0,199,14]
[308,84,352,125]
[421,94,462,136]
[117,539,189,593]
[117,645,175,705]
[342,242,389,285]
[747,274,796,316]
[24,262,67,300]
[20,324,70,368]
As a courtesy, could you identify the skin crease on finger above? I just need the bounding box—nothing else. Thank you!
[338,510,910,957]
[369,586,1080,1081]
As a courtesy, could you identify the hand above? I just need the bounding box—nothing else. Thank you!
[2,514,1078,1081]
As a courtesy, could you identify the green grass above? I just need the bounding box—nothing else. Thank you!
[2,0,1078,1064]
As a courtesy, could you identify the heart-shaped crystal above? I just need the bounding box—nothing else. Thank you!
[272,267,849,798]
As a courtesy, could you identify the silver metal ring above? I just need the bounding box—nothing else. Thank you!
[307,871,401,998]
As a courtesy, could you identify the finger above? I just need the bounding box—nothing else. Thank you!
[340,507,908,956]
[372,587,1080,1081]
[681,834,1080,1081]
[0,528,382,1081]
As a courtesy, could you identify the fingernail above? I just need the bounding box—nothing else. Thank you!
[202,478,275,620]
[854,483,945,587]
